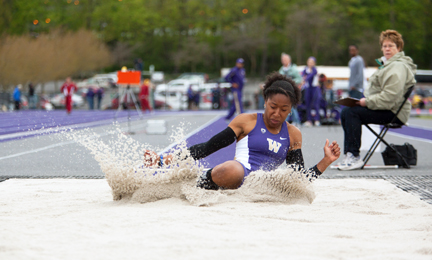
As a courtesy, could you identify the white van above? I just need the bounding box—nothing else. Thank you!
[154,79,219,110]
[77,73,118,89]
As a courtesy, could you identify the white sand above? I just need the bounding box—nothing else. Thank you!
[1,178,432,260]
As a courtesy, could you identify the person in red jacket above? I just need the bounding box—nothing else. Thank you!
[60,77,77,114]
[139,79,152,113]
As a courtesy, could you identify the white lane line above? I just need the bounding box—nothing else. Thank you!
[0,116,143,141]
[0,121,150,161]
[158,115,223,154]
[0,141,76,161]
[0,111,227,141]
[0,113,224,161]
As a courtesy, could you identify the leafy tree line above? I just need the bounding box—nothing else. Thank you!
[1,0,431,86]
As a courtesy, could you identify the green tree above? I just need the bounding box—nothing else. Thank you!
[1,0,431,76]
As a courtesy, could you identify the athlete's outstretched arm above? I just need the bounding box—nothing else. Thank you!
[286,125,340,181]
[143,114,250,167]
[286,149,322,181]
[285,140,340,181]
[143,127,236,166]
[188,113,251,160]
[188,127,237,160]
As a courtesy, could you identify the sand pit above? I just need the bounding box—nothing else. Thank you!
[1,178,432,259]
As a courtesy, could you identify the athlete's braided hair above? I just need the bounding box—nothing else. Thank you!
[262,72,301,106]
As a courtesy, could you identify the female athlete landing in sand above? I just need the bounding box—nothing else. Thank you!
[144,72,341,190]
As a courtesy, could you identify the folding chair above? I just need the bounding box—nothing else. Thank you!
[361,85,415,169]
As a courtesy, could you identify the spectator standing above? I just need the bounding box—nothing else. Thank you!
[187,85,194,110]
[150,83,156,110]
[279,53,302,127]
[224,58,246,120]
[13,84,22,110]
[139,79,152,113]
[348,45,365,99]
[187,85,201,110]
[212,84,222,110]
[302,57,321,127]
[28,83,37,109]
[96,87,104,110]
[193,88,200,110]
[318,74,328,118]
[278,53,303,84]
[338,30,416,170]
[60,77,77,114]
[256,84,265,109]
[86,87,95,110]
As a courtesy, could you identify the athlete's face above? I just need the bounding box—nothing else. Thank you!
[264,94,291,130]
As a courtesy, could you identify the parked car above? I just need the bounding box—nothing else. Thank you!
[154,79,225,110]
[154,79,204,110]
[207,77,232,89]
[177,73,207,84]
[77,73,118,89]
[50,93,84,108]
[108,95,169,110]
[39,94,54,110]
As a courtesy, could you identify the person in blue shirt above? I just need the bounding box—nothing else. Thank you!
[224,58,246,120]
[13,85,22,110]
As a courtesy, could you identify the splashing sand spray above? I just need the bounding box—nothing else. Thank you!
[64,124,315,206]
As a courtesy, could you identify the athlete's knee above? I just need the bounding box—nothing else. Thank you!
[212,161,244,189]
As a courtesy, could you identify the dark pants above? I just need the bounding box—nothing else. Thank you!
[14,101,20,110]
[97,97,102,110]
[87,96,94,110]
[341,106,402,157]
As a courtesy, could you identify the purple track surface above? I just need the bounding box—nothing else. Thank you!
[178,118,432,168]
[0,110,142,142]
[2,110,431,168]
[389,126,432,141]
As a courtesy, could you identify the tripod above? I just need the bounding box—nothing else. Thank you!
[115,85,143,134]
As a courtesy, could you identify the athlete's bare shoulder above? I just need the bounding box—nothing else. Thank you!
[228,113,258,140]
[287,123,302,150]
[228,113,256,126]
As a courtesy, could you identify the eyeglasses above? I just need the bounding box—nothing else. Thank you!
[382,44,397,49]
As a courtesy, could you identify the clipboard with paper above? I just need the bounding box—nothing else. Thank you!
[334,97,360,107]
